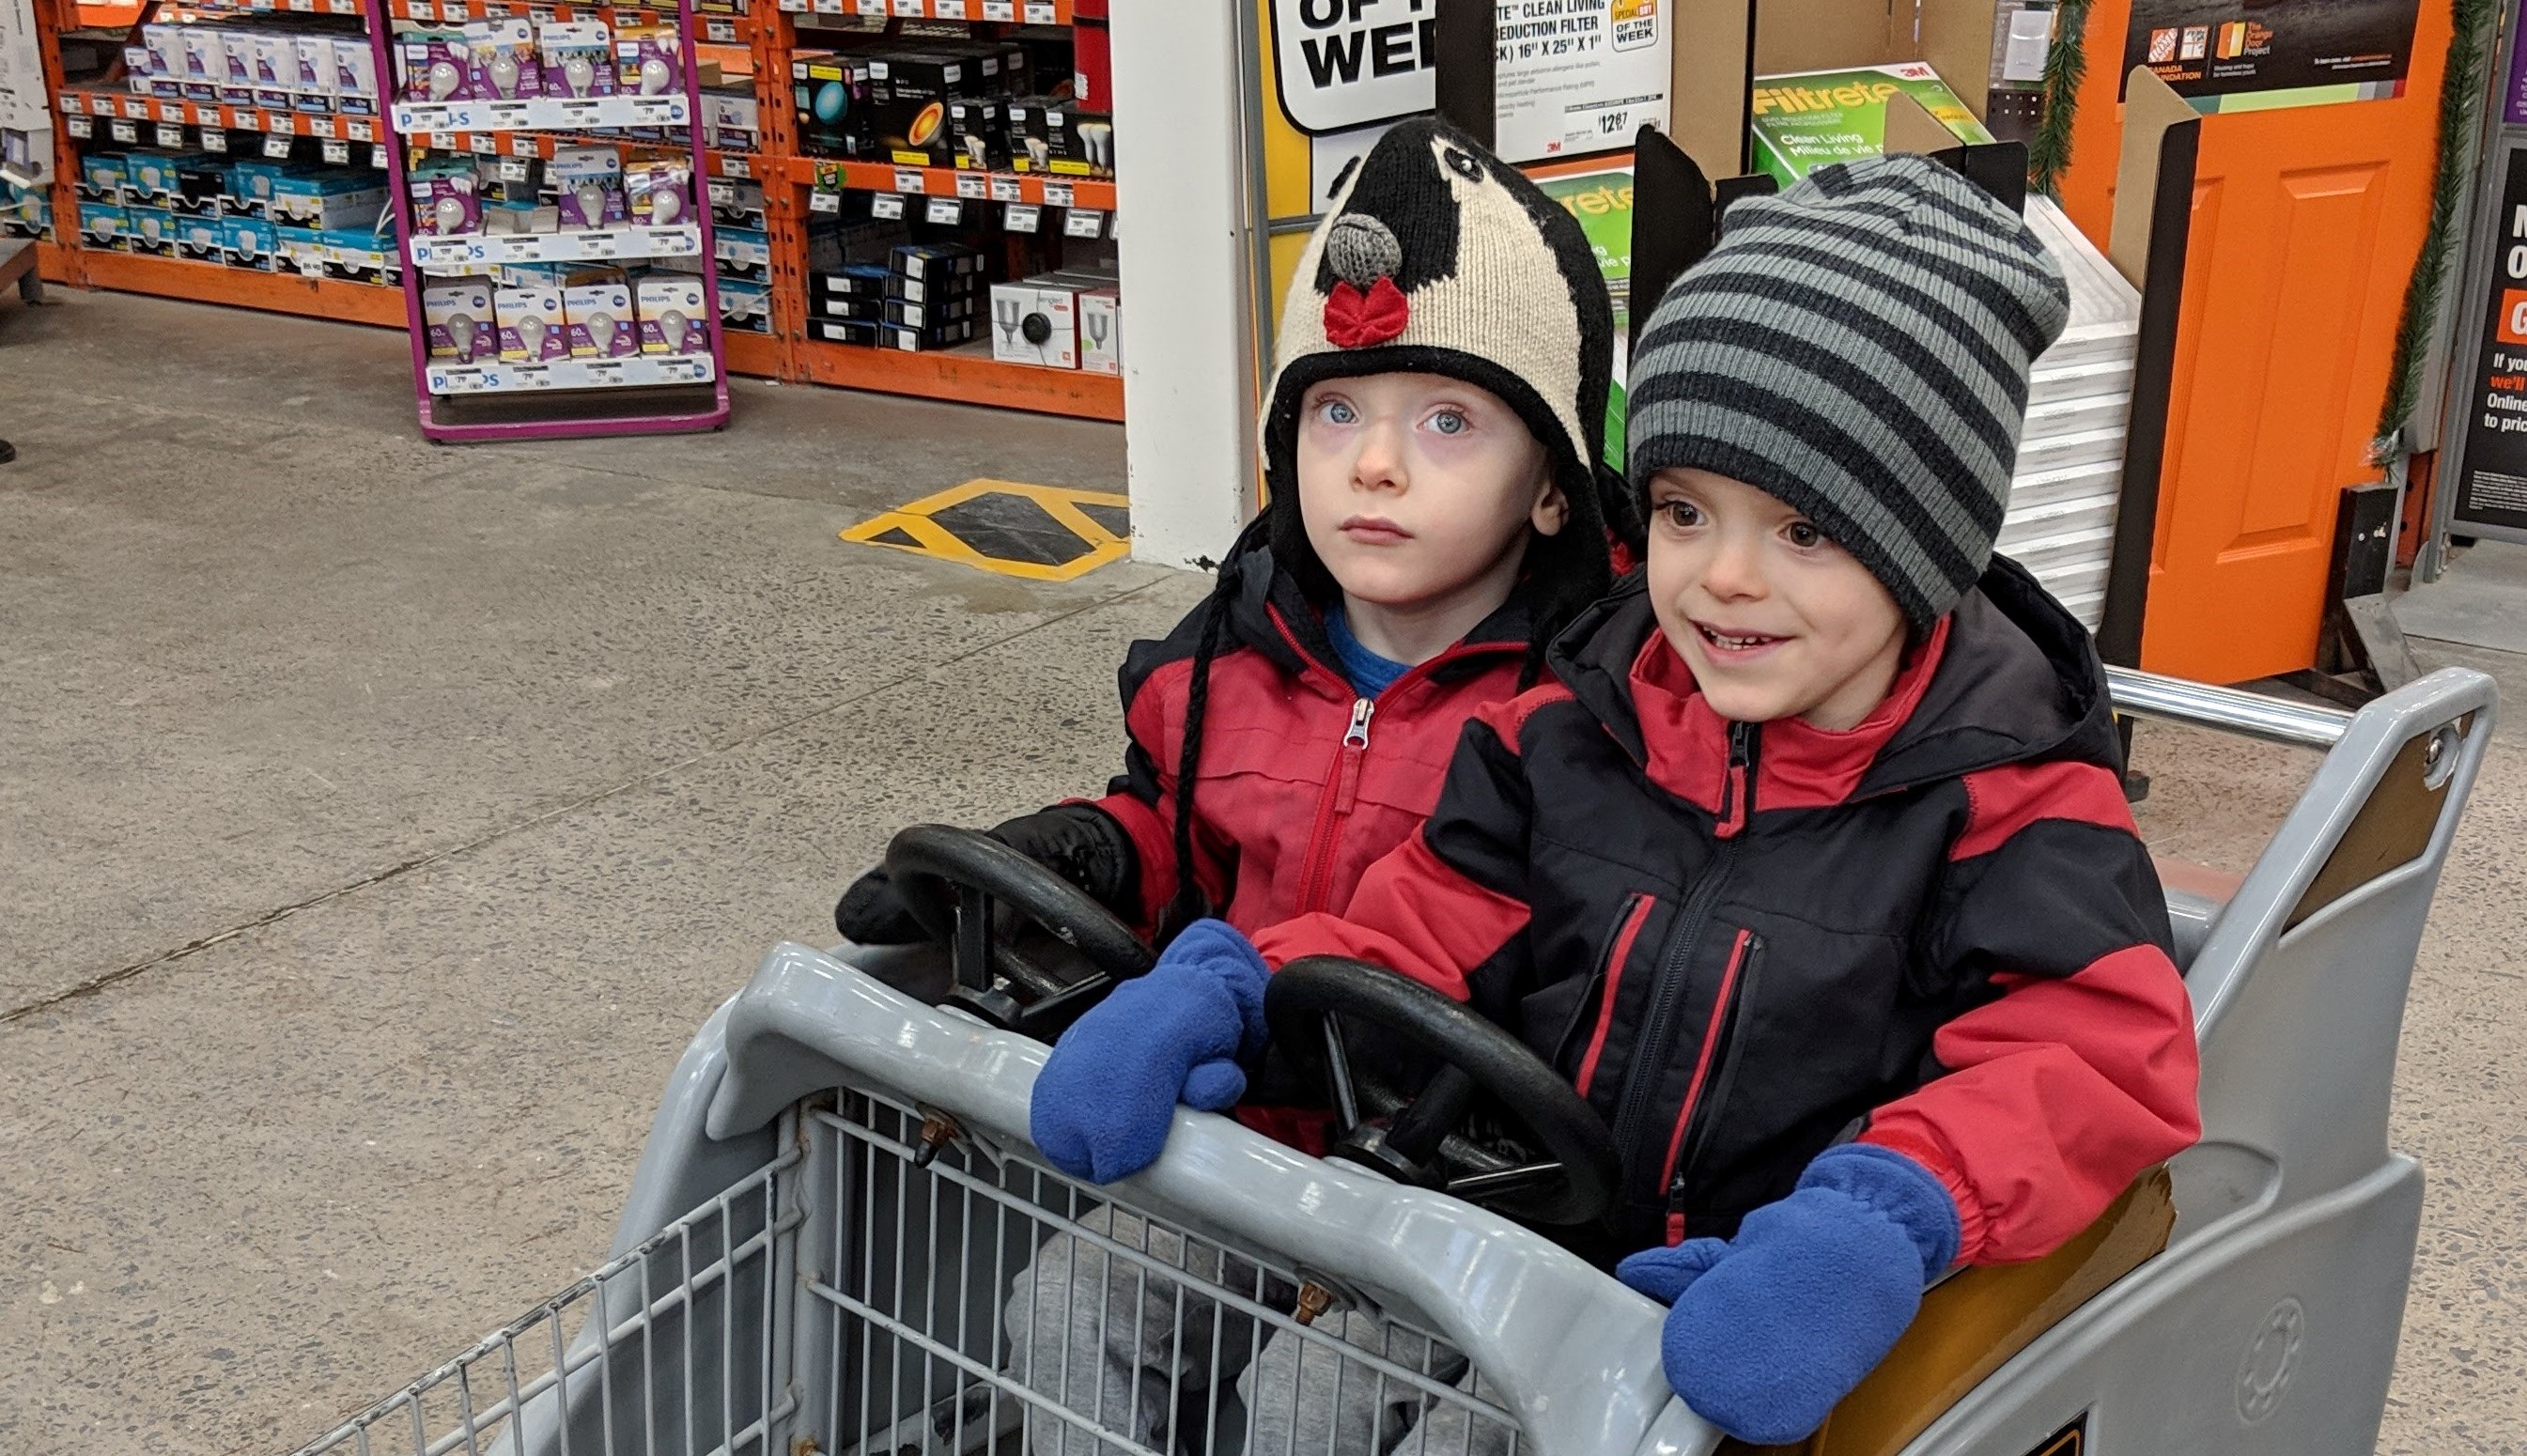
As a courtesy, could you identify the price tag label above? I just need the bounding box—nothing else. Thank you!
[529,4,556,21]
[497,157,535,181]
[1042,181,1073,209]
[510,134,538,156]
[808,189,842,214]
[65,116,93,139]
[288,0,316,10]
[198,126,226,151]
[123,96,151,118]
[893,167,925,194]
[1021,0,1053,20]
[428,131,457,150]
[487,1,514,15]
[780,0,807,11]
[109,118,140,144]
[1003,202,1039,233]
[580,229,619,256]
[954,172,985,199]
[705,16,736,39]
[891,0,922,13]
[707,180,735,206]
[322,138,351,163]
[264,132,295,157]
[856,0,888,13]
[373,146,394,168]
[311,116,337,139]
[1064,207,1104,239]
[925,196,961,225]
[156,121,186,147]
[471,133,501,155]
[989,175,1021,202]
[722,155,751,178]
[346,118,374,142]
[982,0,1013,16]
[58,92,84,115]
[934,0,966,15]
[871,192,905,220]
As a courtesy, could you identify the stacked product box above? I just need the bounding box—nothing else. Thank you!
[807,242,983,350]
[3,183,54,240]
[67,148,398,283]
[128,19,378,115]
[788,39,1038,164]
[989,269,1121,374]
[419,265,714,365]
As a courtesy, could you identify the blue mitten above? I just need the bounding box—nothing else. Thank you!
[1029,919,1270,1184]
[1615,1143,1961,1446]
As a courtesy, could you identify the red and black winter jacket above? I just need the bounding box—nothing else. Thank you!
[1253,556,2202,1265]
[1087,546,1537,941]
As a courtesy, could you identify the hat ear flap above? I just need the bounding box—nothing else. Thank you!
[1625,123,1714,363]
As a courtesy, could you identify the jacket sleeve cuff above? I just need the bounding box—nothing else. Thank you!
[1857,1123,1990,1266]
[1068,792,1177,937]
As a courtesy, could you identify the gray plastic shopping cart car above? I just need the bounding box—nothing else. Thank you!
[288,662,2494,1456]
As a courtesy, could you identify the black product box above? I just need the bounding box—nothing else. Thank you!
[812,291,884,321]
[863,51,969,167]
[948,97,1009,172]
[1005,26,1069,97]
[891,242,984,285]
[1007,99,1114,178]
[172,163,227,218]
[792,53,874,160]
[811,317,882,347]
[816,263,891,298]
[883,318,978,351]
[885,296,976,329]
[885,269,983,304]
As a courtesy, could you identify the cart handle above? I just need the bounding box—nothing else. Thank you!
[2105,665,2350,750]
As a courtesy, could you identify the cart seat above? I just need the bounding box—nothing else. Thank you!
[2157,856,2241,975]
[1718,1165,2178,1456]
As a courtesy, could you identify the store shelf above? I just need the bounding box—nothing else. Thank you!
[384,0,750,19]
[78,249,407,325]
[393,95,690,133]
[410,222,704,268]
[721,327,779,377]
[426,351,718,394]
[791,157,1112,212]
[61,89,388,143]
[799,337,1119,421]
[781,0,1070,22]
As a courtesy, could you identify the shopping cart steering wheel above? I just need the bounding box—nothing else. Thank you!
[1266,956,1620,1226]
[886,824,1157,1042]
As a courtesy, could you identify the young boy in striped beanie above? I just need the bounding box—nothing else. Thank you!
[1029,153,2202,1445]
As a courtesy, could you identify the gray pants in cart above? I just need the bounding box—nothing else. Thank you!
[1004,1207,1514,1456]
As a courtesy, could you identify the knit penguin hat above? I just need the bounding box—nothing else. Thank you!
[1627,153,2070,629]
[1153,118,1623,938]
[1258,116,1631,612]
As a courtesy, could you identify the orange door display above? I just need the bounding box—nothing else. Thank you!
[2058,0,2451,682]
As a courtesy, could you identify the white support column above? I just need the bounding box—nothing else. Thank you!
[1108,0,1262,570]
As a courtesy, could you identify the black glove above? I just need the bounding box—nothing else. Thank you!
[834,803,1141,944]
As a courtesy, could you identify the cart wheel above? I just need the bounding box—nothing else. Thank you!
[886,824,1156,1042]
[1266,957,1620,1227]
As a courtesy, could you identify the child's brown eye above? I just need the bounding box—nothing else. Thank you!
[1661,501,1699,529]
[1787,521,1822,548]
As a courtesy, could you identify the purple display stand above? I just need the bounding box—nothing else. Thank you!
[367,0,730,441]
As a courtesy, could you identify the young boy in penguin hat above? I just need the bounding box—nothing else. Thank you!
[1027,153,2203,1447]
[837,114,1633,989]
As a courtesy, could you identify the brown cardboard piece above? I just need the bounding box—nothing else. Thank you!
[2107,67,2198,289]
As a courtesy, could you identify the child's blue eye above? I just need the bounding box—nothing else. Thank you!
[1320,399,1357,425]
[1428,410,1467,435]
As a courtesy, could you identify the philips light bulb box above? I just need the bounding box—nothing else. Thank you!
[495,283,569,363]
[400,31,476,101]
[718,277,771,334]
[176,214,224,262]
[141,25,186,97]
[220,215,278,271]
[551,146,627,229]
[613,25,682,98]
[333,39,380,116]
[254,34,298,111]
[566,279,639,358]
[409,159,483,236]
[269,172,386,230]
[538,23,617,99]
[218,31,257,104]
[465,18,542,100]
[425,280,496,362]
[636,273,710,356]
[625,162,691,226]
[181,29,223,102]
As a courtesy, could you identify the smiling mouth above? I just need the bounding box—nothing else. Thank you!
[1695,621,1788,656]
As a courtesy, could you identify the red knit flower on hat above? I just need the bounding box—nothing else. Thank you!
[1324,276,1408,348]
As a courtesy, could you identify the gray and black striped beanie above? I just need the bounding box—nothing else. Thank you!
[1626,154,2070,629]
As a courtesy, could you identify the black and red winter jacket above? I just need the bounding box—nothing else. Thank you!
[1253,556,2202,1264]
[1088,545,1537,941]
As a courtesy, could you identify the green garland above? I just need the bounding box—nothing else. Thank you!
[2027,0,2095,199]
[2376,0,2499,446]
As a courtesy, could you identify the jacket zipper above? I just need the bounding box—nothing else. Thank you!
[1608,719,1760,1201]
[1294,696,1375,914]
[1660,930,1760,1244]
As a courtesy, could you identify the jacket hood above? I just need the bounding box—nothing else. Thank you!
[1545,554,2118,811]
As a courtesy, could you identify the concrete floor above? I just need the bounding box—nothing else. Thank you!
[3,289,2523,1453]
